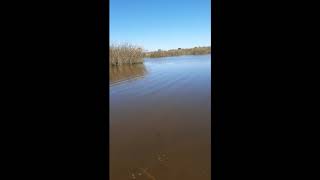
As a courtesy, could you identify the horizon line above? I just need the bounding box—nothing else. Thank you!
[109,42,211,51]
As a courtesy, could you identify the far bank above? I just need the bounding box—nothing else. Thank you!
[109,43,211,66]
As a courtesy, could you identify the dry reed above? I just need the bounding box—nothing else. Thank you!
[110,43,144,65]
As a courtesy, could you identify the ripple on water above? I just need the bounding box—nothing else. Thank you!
[110,55,211,180]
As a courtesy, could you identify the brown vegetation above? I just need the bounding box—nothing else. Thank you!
[109,43,144,65]
[109,43,211,65]
[144,46,211,58]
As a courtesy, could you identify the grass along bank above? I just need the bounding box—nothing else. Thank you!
[144,46,211,58]
[109,44,211,65]
[110,43,144,66]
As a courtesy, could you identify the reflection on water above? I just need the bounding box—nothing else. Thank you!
[110,64,148,85]
[110,55,211,180]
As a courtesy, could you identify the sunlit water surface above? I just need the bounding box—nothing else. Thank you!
[110,55,211,180]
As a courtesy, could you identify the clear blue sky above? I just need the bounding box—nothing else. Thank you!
[110,0,211,51]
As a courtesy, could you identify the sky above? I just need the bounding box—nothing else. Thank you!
[110,0,211,51]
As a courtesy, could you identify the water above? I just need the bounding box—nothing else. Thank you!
[110,55,211,180]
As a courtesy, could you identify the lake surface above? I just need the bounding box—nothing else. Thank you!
[110,55,211,180]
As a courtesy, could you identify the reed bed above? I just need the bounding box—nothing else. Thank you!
[110,43,144,65]
[144,46,211,58]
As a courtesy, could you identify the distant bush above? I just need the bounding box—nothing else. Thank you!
[109,43,144,65]
[144,46,211,58]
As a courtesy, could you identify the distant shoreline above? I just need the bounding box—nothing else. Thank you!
[144,46,211,58]
[110,43,211,66]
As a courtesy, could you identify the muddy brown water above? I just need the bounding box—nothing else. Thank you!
[110,55,211,180]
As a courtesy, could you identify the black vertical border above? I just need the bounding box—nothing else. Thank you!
[212,0,224,179]
[98,0,110,180]
[97,0,109,179]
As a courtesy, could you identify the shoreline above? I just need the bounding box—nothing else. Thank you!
[144,52,211,59]
[144,46,211,58]
[110,43,211,65]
